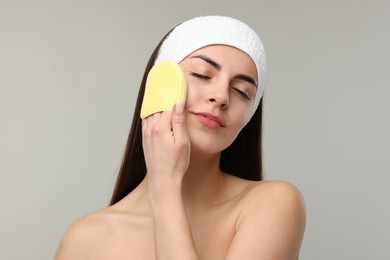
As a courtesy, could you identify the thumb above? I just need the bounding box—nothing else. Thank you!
[171,102,187,139]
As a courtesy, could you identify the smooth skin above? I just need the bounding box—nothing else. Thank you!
[55,45,306,260]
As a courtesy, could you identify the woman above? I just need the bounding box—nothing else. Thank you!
[55,15,306,259]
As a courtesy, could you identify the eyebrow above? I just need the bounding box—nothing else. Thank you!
[190,55,257,88]
[191,55,221,70]
[235,74,257,88]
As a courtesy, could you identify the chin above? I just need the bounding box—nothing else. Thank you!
[189,136,234,156]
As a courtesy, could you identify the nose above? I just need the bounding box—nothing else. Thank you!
[208,82,230,109]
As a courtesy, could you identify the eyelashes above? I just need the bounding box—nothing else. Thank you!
[190,72,251,100]
[190,72,211,80]
[234,89,250,100]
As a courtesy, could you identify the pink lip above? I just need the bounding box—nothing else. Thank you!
[193,112,226,128]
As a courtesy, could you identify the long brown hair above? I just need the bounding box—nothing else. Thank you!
[110,31,264,205]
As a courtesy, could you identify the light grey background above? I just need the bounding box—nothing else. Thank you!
[1,0,389,259]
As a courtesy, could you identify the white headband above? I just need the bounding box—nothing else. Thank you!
[155,15,267,120]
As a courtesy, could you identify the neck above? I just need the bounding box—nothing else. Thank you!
[126,151,226,215]
[121,148,225,214]
[181,151,225,212]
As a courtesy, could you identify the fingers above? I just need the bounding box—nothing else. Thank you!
[141,104,190,178]
[143,112,171,132]
[142,103,186,132]
[171,102,187,143]
[142,103,188,145]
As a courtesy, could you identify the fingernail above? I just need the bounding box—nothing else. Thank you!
[175,102,184,113]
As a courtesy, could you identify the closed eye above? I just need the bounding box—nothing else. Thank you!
[233,88,250,100]
[190,72,211,80]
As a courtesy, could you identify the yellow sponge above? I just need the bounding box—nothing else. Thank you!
[140,60,187,119]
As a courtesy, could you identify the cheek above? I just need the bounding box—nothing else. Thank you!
[184,83,201,108]
[226,111,247,135]
[230,100,252,124]
[234,121,247,136]
[243,110,252,125]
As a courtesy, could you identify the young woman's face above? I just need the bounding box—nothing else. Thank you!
[179,45,258,154]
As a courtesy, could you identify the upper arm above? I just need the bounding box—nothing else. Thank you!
[226,181,306,260]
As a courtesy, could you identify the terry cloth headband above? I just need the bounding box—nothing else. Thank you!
[155,15,267,120]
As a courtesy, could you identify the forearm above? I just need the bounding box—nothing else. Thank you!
[148,178,199,260]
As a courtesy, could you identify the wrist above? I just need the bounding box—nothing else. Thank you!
[147,174,183,209]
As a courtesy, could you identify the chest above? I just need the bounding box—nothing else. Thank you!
[102,204,239,260]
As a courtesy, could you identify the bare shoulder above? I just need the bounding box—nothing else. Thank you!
[225,180,306,259]
[225,175,306,212]
[239,180,306,230]
[245,180,305,209]
[54,207,126,260]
